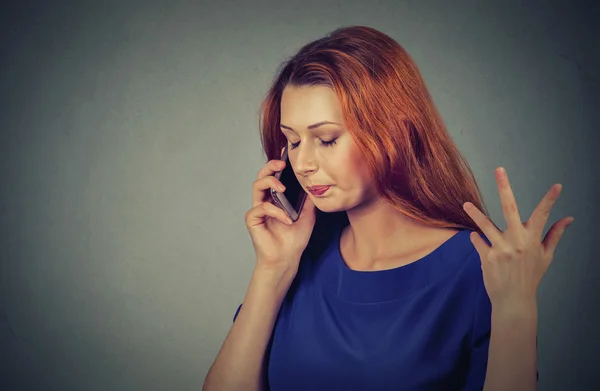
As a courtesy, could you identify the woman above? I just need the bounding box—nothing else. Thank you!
[203,25,573,391]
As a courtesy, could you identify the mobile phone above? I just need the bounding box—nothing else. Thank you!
[270,145,308,222]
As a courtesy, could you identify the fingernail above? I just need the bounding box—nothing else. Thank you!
[278,184,286,191]
[555,184,563,195]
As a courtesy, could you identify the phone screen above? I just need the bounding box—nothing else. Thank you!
[280,156,305,211]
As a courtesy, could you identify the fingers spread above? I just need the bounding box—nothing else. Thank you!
[528,184,562,240]
[496,167,522,230]
[542,216,574,257]
[463,202,502,245]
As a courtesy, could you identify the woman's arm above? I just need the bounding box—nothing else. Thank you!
[483,301,538,391]
[462,168,572,391]
[203,265,296,391]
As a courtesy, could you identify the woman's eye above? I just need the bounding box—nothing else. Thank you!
[289,139,337,150]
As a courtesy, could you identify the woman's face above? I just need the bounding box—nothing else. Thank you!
[280,85,378,212]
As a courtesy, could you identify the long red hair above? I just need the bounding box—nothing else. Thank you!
[258,25,489,256]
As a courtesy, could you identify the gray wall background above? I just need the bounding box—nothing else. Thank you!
[1,0,598,390]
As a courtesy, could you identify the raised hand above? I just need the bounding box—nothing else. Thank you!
[245,148,317,274]
[462,167,574,308]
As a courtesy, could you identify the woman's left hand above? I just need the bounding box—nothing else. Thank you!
[463,167,574,309]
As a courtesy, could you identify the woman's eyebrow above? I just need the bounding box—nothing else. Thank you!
[279,121,341,132]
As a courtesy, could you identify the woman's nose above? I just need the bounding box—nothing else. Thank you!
[292,147,318,175]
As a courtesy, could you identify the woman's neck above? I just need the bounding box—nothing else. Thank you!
[341,197,458,271]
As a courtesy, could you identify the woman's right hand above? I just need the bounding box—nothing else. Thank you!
[245,155,317,274]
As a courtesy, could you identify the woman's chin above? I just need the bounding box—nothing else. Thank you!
[312,200,347,214]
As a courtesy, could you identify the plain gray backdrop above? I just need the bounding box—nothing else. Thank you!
[1,0,598,390]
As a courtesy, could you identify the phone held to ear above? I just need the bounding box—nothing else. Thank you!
[270,145,308,222]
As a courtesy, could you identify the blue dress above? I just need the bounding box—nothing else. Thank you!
[233,226,537,390]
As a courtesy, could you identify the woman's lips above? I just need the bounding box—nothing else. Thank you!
[307,186,331,195]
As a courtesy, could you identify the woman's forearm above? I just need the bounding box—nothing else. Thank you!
[483,302,538,391]
[203,266,296,391]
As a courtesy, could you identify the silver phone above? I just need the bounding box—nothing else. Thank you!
[270,145,308,222]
